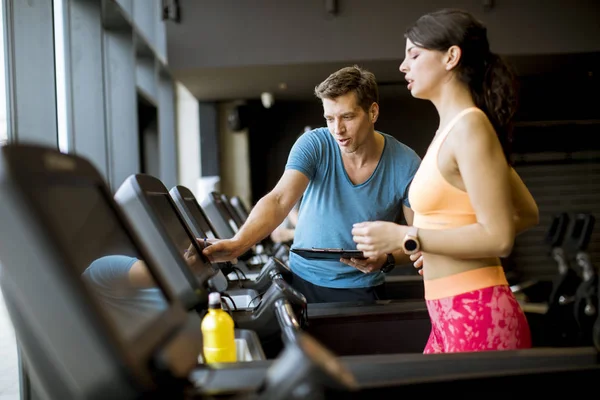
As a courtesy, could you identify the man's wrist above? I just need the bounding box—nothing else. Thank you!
[232,234,252,255]
[380,253,396,273]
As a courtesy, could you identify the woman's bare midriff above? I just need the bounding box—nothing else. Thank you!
[422,252,501,281]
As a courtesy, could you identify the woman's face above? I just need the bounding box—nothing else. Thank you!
[399,38,449,100]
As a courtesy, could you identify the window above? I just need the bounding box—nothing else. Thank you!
[54,0,69,153]
[0,1,7,146]
[0,3,20,397]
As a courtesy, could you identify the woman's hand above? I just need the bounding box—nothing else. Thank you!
[351,221,407,259]
[410,251,424,276]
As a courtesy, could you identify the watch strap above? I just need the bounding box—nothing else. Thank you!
[381,253,396,273]
[407,226,419,238]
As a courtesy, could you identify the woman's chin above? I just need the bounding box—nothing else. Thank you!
[410,89,426,99]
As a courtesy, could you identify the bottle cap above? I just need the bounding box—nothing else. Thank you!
[208,292,221,307]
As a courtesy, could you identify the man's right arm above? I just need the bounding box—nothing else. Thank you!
[203,169,309,262]
[84,255,155,290]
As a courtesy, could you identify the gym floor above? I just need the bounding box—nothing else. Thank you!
[0,287,19,400]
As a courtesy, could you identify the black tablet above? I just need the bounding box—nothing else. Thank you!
[290,247,367,260]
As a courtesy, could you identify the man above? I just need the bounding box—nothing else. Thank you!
[81,243,208,338]
[269,199,299,245]
[203,65,421,303]
[82,255,168,339]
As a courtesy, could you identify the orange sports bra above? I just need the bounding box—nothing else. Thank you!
[409,107,485,230]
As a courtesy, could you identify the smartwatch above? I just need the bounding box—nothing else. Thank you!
[380,253,396,273]
[402,226,420,255]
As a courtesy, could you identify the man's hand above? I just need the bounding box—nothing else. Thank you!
[410,251,423,276]
[200,238,242,264]
[183,242,198,266]
[340,253,387,274]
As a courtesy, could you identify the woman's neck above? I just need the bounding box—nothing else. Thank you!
[430,80,476,132]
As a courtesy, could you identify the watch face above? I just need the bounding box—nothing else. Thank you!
[404,239,418,252]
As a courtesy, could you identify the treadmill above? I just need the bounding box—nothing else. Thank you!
[0,143,358,400]
[1,144,599,399]
[189,190,287,281]
[114,174,227,301]
[230,195,250,221]
[203,189,425,302]
[200,191,239,241]
[171,186,433,356]
[169,185,292,294]
[200,191,272,268]
[219,192,281,258]
[167,185,600,357]
[221,192,290,263]
[114,174,306,354]
[0,144,203,399]
[220,193,245,231]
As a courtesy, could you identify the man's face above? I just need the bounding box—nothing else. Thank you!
[322,92,374,154]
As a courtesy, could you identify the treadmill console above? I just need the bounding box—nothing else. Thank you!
[0,145,202,399]
[258,332,357,400]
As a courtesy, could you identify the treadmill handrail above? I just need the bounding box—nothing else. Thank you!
[191,346,600,395]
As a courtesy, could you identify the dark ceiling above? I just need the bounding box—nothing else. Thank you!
[170,52,600,103]
[163,1,600,104]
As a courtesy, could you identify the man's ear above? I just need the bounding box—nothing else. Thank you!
[445,45,462,71]
[370,103,379,123]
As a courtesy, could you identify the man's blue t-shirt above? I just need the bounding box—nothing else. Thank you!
[82,255,168,340]
[286,128,421,289]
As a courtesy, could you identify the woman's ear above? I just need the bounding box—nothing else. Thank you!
[445,45,462,71]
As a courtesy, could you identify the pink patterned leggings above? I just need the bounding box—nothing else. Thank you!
[424,285,532,354]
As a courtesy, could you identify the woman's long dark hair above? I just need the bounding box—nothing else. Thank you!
[405,8,518,163]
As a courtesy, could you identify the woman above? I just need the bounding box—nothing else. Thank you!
[352,8,539,353]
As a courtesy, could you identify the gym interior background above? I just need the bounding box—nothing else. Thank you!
[0,0,599,398]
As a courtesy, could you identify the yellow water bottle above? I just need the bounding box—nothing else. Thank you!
[201,292,237,364]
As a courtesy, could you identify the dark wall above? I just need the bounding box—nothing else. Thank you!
[168,0,600,70]
[243,95,438,203]
[243,100,325,203]
[244,71,600,203]
[240,70,600,280]
[512,72,600,154]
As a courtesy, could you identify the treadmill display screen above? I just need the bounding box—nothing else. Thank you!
[183,198,216,240]
[37,185,169,341]
[209,194,239,236]
[213,193,239,228]
[221,195,243,227]
[146,194,213,279]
